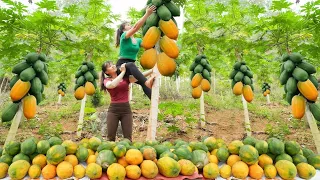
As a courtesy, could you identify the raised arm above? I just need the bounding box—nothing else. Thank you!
[105,64,126,89]
[125,5,157,38]
[129,69,153,83]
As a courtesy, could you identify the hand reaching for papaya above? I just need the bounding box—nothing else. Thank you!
[146,5,157,16]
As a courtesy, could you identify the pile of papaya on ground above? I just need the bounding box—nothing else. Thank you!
[0,136,318,179]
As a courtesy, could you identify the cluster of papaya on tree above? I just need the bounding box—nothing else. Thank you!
[229,61,254,103]
[189,54,212,99]
[261,82,271,96]
[140,0,180,76]
[57,82,66,97]
[74,61,98,100]
[279,52,319,120]
[0,136,319,180]
[1,52,48,122]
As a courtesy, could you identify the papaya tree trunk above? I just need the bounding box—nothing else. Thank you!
[3,78,8,92]
[77,94,87,137]
[242,95,252,136]
[235,48,251,136]
[4,78,8,92]
[199,92,206,128]
[306,105,320,154]
[4,103,23,147]
[57,94,62,104]
[147,65,160,141]
[159,76,162,88]
[147,41,161,141]
[0,76,6,94]
[266,94,271,104]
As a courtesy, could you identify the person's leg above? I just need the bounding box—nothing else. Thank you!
[116,59,129,67]
[133,81,150,99]
[106,111,119,141]
[140,74,156,99]
[117,103,133,141]
[117,60,155,99]
[126,63,157,100]
[125,62,147,84]
[116,59,133,77]
[120,113,133,142]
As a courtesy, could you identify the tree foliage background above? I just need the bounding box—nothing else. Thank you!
[0,0,319,87]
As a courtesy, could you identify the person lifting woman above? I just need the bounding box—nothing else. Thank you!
[100,61,155,141]
[115,5,157,99]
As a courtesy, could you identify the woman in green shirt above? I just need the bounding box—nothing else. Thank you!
[115,5,157,99]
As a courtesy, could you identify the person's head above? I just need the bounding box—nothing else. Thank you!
[116,21,131,47]
[100,61,117,91]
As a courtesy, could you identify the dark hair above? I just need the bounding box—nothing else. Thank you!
[100,61,113,91]
[116,22,128,47]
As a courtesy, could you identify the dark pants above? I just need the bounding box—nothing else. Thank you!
[116,59,151,99]
[107,102,132,141]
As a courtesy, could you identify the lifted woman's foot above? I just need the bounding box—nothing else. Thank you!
[145,74,156,88]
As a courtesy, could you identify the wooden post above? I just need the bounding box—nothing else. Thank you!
[305,105,320,154]
[266,94,271,104]
[77,94,87,137]
[129,83,133,102]
[147,66,160,141]
[199,92,205,128]
[57,94,62,104]
[4,104,23,147]
[242,95,252,136]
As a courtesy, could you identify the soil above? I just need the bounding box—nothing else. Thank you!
[128,102,316,152]
[0,98,317,152]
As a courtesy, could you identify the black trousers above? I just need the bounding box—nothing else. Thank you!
[116,59,151,99]
[107,102,132,141]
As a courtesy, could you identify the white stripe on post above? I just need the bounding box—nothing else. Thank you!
[77,94,87,137]
[147,65,160,141]
[242,95,252,136]
[4,103,23,147]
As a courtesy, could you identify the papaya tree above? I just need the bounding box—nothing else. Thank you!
[137,0,182,140]
[2,52,48,146]
[182,0,267,135]
[189,54,212,127]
